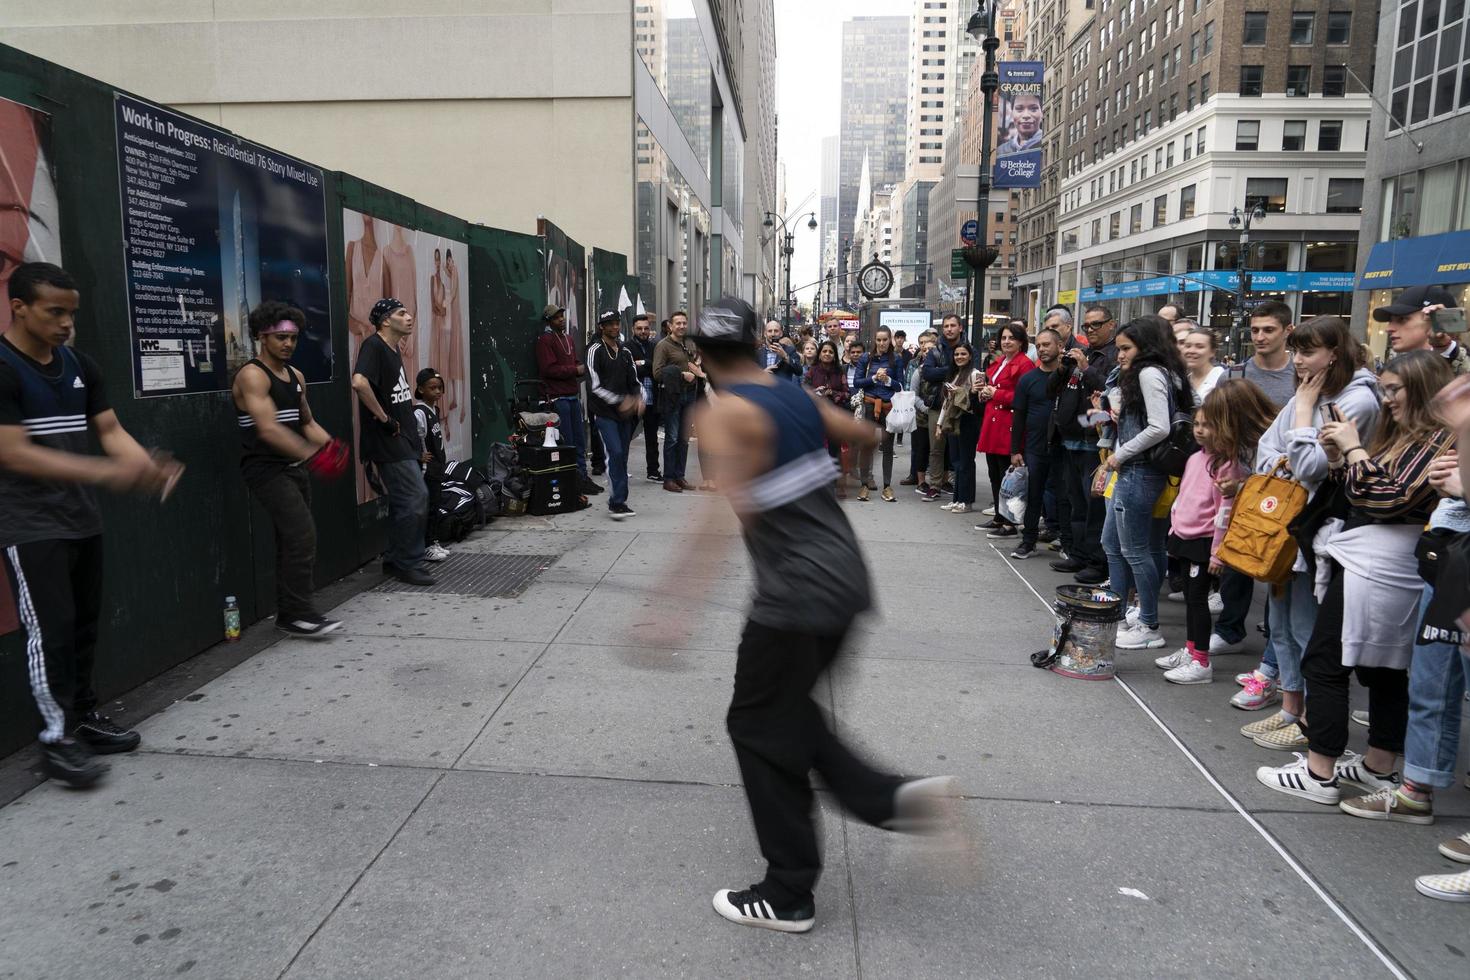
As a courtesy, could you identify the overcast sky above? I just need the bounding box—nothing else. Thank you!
[775,0,911,305]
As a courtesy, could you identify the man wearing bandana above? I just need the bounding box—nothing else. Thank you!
[352,297,434,586]
[231,301,349,637]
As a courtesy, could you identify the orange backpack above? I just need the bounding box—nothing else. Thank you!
[1217,458,1310,585]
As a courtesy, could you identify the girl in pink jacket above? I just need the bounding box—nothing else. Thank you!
[1156,380,1279,684]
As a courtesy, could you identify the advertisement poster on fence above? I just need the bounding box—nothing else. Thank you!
[993,61,1044,189]
[343,209,471,504]
[0,96,60,635]
[113,94,332,397]
[1,97,62,334]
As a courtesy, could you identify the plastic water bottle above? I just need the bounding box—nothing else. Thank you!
[223,596,241,642]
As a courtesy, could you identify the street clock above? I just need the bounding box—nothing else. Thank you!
[858,260,894,299]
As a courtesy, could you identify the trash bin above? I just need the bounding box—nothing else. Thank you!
[1029,584,1124,681]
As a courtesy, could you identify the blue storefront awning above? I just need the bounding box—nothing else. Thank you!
[1082,270,1356,303]
[1358,229,1470,290]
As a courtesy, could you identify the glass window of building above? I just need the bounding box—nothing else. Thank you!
[1154,194,1168,224]
[1201,72,1212,100]
[1130,203,1144,233]
[1235,119,1260,150]
[1326,11,1351,44]
[1092,217,1103,243]
[1323,65,1348,97]
[1180,184,1197,218]
[1240,65,1264,96]
[1204,21,1215,53]
[1420,162,1460,235]
[1318,119,1343,150]
[1197,126,1207,154]
[1326,177,1364,213]
[1305,241,1357,271]
[1461,159,1470,230]
[1110,211,1122,237]
[1167,141,1175,167]
[1283,120,1307,150]
[1184,135,1193,159]
[1190,31,1200,62]
[1187,81,1197,109]
[1243,12,1268,44]
[1286,65,1311,96]
[1291,12,1315,45]
[1390,0,1470,129]
[1245,177,1289,213]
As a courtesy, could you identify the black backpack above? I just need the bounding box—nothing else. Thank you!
[431,482,479,542]
[1143,381,1200,477]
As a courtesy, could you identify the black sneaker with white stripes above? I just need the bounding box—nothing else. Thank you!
[712,886,815,933]
[41,738,108,788]
[277,617,343,639]
[73,712,140,754]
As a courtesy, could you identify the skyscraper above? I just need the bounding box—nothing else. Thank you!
[839,16,910,266]
[819,134,840,279]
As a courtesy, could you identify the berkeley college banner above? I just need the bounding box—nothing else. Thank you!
[994,61,1044,189]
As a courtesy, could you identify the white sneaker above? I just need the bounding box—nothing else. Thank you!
[1166,590,1185,602]
[981,506,996,517]
[1164,659,1213,685]
[1415,869,1470,902]
[1334,751,1400,793]
[424,543,451,562]
[1116,624,1166,650]
[1155,648,1191,670]
[1208,591,1224,615]
[1209,633,1246,655]
[1125,604,1141,627]
[1351,709,1370,728]
[939,502,957,512]
[1256,753,1341,805]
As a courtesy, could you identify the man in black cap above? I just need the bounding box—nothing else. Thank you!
[1375,284,1459,361]
[534,303,600,494]
[668,296,959,934]
[627,312,663,482]
[586,310,643,519]
[351,298,433,586]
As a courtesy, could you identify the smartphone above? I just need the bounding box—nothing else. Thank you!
[1432,308,1467,334]
[1323,403,1344,424]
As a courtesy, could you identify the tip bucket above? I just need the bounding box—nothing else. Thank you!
[1031,584,1123,680]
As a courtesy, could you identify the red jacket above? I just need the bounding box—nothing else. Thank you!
[535,328,582,398]
[976,352,1035,455]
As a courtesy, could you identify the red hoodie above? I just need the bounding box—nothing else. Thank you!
[535,328,582,398]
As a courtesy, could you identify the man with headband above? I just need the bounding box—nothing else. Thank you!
[232,300,349,638]
[0,262,183,788]
[352,297,433,586]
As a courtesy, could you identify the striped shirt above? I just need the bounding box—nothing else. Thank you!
[1343,428,1454,524]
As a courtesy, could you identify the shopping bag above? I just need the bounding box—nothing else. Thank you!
[886,391,918,434]
[999,465,1028,524]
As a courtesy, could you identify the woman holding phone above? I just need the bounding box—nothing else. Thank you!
[1239,316,1383,746]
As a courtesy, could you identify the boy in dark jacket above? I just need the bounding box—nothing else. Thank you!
[533,304,600,495]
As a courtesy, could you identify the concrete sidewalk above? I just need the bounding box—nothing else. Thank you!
[1,438,1467,978]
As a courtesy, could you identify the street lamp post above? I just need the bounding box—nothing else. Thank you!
[1226,203,1266,361]
[763,210,817,332]
[965,1,1002,348]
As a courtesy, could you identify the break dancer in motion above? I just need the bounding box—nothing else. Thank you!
[680,297,960,934]
[231,301,350,638]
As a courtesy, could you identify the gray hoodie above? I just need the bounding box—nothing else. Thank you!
[1254,368,1382,497]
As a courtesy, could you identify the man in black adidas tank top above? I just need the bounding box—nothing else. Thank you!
[0,263,183,788]
[677,298,962,935]
[231,301,349,639]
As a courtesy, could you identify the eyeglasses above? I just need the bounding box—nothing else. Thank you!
[1381,383,1405,397]
[1083,319,1109,329]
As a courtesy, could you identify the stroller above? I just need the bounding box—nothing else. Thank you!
[509,379,561,448]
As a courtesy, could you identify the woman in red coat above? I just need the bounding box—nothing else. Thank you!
[975,322,1035,533]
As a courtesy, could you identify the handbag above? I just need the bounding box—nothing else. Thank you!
[1144,385,1199,477]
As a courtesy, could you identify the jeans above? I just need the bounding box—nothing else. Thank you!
[663,398,692,481]
[641,406,663,477]
[1021,449,1062,548]
[945,413,981,505]
[593,415,635,507]
[1404,586,1470,788]
[1101,464,1168,628]
[374,457,429,572]
[1265,570,1316,693]
[1063,447,1106,569]
[1301,563,1409,759]
[858,400,895,487]
[909,414,930,480]
[248,467,320,621]
[727,620,902,907]
[553,395,588,476]
[1213,568,1255,645]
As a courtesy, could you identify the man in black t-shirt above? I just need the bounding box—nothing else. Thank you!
[0,262,183,789]
[351,298,433,586]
